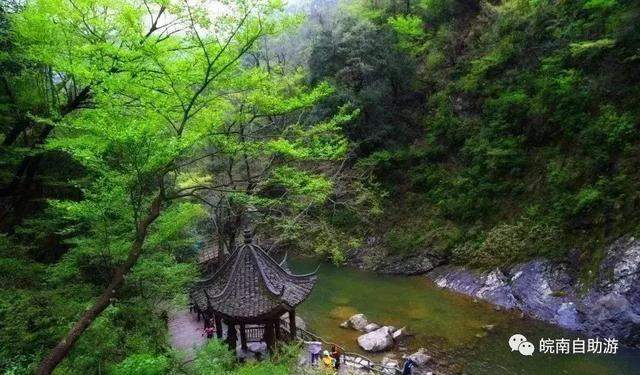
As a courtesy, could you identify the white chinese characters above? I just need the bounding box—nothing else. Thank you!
[538,337,618,355]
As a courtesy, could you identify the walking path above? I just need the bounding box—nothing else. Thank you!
[168,311,206,360]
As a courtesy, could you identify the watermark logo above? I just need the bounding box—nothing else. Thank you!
[538,337,619,354]
[509,334,619,356]
[509,334,535,356]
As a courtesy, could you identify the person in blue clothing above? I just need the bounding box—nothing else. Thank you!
[402,357,416,375]
[304,340,322,365]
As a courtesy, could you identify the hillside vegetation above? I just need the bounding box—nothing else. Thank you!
[1,0,639,373]
[314,0,640,270]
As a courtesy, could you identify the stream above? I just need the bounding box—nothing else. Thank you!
[290,258,640,374]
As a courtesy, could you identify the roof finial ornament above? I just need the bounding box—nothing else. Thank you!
[243,229,252,244]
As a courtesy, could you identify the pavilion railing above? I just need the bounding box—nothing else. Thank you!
[279,318,400,374]
[244,325,265,343]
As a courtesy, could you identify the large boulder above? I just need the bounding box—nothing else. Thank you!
[280,312,306,331]
[357,326,395,352]
[407,348,432,366]
[341,313,370,331]
[381,357,399,374]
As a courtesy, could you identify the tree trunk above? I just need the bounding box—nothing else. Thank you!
[36,191,163,375]
[0,85,92,232]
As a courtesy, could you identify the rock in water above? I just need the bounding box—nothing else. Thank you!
[482,324,496,331]
[408,348,432,366]
[357,326,395,352]
[364,323,381,332]
[341,313,370,331]
[381,356,399,372]
[392,326,409,340]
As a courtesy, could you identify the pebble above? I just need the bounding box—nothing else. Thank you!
[482,324,496,331]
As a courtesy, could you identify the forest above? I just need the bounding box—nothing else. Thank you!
[1,0,639,374]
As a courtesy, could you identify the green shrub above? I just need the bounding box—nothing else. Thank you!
[453,218,562,268]
[385,227,427,254]
[111,354,170,375]
[191,340,235,374]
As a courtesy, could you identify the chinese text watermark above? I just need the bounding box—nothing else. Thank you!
[509,334,619,356]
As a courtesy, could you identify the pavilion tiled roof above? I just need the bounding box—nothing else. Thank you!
[191,231,317,319]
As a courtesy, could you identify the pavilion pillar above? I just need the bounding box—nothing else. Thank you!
[239,324,248,351]
[225,321,237,352]
[275,319,281,341]
[215,314,223,339]
[289,309,297,340]
[264,322,275,353]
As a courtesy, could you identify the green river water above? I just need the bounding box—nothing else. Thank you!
[289,258,640,374]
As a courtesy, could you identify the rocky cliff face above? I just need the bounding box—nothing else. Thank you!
[580,237,640,344]
[346,236,640,346]
[346,237,445,275]
[427,237,640,346]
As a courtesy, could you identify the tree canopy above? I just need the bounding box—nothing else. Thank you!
[2,0,640,373]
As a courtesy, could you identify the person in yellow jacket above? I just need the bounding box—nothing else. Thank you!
[321,350,335,372]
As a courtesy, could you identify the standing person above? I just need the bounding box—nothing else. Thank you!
[203,325,215,339]
[322,350,335,371]
[402,357,416,375]
[304,341,322,365]
[330,345,341,370]
[202,318,215,339]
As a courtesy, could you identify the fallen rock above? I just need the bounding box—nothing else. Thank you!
[341,313,369,331]
[357,326,394,352]
[364,323,381,332]
[392,326,408,340]
[407,348,431,366]
[381,356,399,374]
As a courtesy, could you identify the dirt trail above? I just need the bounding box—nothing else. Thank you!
[168,311,206,360]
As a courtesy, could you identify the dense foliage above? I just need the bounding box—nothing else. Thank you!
[2,0,640,373]
[330,0,640,270]
[0,0,357,373]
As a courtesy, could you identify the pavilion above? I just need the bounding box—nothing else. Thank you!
[190,230,317,355]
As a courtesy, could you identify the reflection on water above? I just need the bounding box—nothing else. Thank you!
[290,258,640,375]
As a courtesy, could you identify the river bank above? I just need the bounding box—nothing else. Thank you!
[290,258,640,375]
[345,236,640,348]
